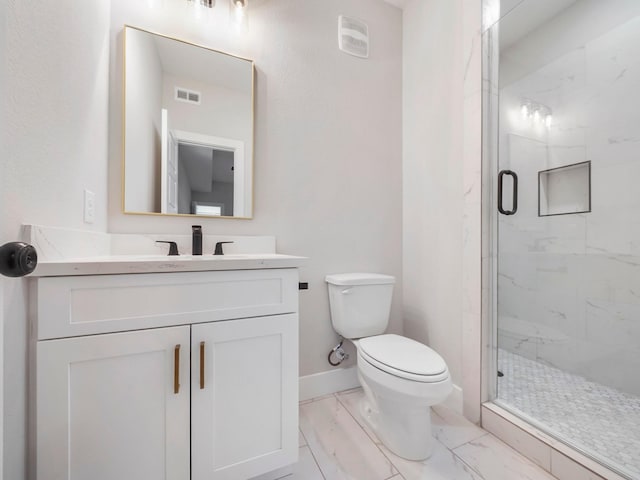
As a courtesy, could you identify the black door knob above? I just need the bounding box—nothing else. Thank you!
[0,242,38,277]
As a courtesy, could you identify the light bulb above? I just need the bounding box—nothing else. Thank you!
[545,114,552,128]
[230,0,248,29]
[521,104,529,118]
[533,109,541,123]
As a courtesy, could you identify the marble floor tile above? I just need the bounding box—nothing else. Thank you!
[288,446,324,480]
[454,434,557,480]
[335,388,381,443]
[296,388,565,480]
[299,396,398,480]
[380,439,484,480]
[300,392,338,405]
[431,405,487,450]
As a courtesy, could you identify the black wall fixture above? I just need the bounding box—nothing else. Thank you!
[0,242,38,277]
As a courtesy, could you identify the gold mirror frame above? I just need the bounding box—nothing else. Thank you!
[121,25,255,220]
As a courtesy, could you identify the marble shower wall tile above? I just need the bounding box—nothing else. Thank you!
[532,335,640,396]
[573,346,640,397]
[577,254,640,304]
[495,9,640,396]
[585,299,640,350]
[497,328,537,360]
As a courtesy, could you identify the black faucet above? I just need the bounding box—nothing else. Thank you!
[155,241,179,256]
[214,241,234,255]
[192,226,203,255]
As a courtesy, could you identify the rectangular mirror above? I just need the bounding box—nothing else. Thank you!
[123,26,254,218]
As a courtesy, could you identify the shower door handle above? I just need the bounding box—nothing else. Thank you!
[498,170,518,215]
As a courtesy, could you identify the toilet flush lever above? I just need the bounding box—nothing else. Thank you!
[341,288,352,295]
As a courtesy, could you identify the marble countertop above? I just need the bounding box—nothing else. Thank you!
[30,254,307,277]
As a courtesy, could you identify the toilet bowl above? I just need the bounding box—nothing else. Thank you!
[325,273,452,460]
[354,334,451,460]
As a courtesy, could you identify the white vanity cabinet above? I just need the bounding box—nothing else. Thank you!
[191,314,298,479]
[36,326,192,480]
[31,267,300,480]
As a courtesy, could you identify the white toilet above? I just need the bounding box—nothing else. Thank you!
[325,273,452,461]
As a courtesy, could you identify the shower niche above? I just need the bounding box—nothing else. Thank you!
[538,161,591,217]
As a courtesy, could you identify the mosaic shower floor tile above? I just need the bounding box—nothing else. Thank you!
[498,349,640,479]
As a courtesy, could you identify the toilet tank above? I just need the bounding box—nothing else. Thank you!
[325,273,395,339]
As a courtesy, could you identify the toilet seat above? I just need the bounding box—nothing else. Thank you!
[357,334,449,383]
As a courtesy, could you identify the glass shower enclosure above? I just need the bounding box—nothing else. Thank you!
[485,1,640,478]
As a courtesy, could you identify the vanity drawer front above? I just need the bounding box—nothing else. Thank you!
[35,268,298,340]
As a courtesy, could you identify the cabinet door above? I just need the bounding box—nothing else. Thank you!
[192,314,298,480]
[36,326,191,480]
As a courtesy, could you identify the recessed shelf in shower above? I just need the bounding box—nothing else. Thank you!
[538,161,591,217]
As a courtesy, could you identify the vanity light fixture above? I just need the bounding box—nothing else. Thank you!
[521,99,552,129]
[188,0,215,7]
[186,0,248,25]
[230,0,248,28]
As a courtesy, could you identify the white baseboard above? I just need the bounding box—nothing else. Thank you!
[441,383,463,414]
[299,366,360,402]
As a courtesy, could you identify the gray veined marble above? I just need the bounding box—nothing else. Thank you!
[299,387,557,480]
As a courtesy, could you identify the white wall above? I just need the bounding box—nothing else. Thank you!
[123,28,163,213]
[2,2,402,473]
[2,1,111,478]
[109,0,404,376]
[402,0,465,400]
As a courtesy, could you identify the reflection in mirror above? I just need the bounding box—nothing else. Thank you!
[123,26,254,218]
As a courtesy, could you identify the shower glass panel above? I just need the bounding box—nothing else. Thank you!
[488,1,640,478]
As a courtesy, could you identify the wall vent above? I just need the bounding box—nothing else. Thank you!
[175,87,201,105]
[338,15,369,59]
